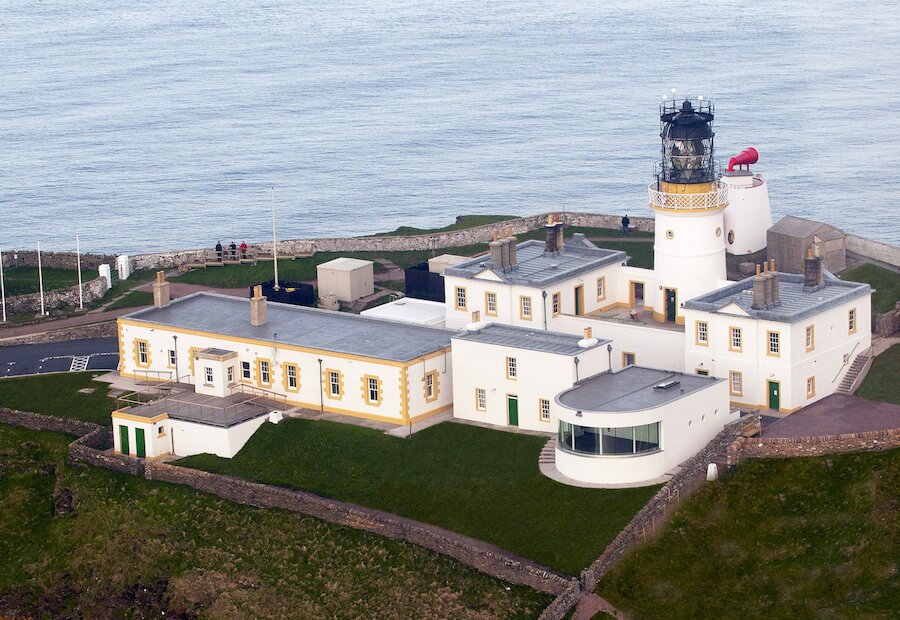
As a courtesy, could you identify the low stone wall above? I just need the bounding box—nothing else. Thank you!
[0,320,118,346]
[1,250,115,271]
[846,234,900,269]
[130,212,655,271]
[4,275,108,315]
[144,461,573,596]
[727,428,900,462]
[874,303,900,337]
[0,407,101,437]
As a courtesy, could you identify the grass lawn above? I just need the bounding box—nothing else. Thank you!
[104,290,153,310]
[0,372,116,427]
[0,424,549,619]
[857,343,900,405]
[177,420,658,574]
[597,449,900,619]
[840,263,900,313]
[374,214,518,236]
[2,267,95,296]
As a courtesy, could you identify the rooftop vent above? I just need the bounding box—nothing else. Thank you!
[653,380,680,390]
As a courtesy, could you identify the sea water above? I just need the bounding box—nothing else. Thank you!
[2,0,898,253]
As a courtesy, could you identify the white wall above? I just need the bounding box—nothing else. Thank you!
[722,174,772,255]
[451,336,608,432]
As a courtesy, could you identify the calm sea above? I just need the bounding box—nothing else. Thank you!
[2,0,899,254]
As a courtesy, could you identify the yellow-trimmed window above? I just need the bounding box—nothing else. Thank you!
[805,325,815,352]
[485,291,497,316]
[729,327,742,352]
[729,371,743,397]
[848,308,857,334]
[695,321,708,346]
[767,330,780,357]
[257,359,272,386]
[475,388,487,412]
[506,356,517,379]
[455,287,467,311]
[539,398,551,422]
[519,296,533,320]
[134,339,151,368]
[241,361,251,381]
[806,376,816,399]
[551,292,560,317]
[596,276,606,302]
[167,349,176,368]
[326,369,343,399]
[284,363,299,392]
[363,375,382,406]
[424,370,439,402]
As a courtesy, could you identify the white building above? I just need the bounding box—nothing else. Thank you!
[316,257,375,302]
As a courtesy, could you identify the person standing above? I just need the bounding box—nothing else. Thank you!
[215,240,223,261]
[621,214,631,236]
[229,241,237,260]
[240,240,248,259]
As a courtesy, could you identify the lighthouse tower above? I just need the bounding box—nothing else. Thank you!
[721,147,773,255]
[649,99,728,324]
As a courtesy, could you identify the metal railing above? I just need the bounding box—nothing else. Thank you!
[832,342,862,384]
[647,181,728,211]
[229,382,288,408]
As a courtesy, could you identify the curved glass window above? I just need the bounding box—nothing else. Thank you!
[559,421,660,456]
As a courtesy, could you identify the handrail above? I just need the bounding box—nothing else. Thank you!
[832,342,861,383]
[647,182,728,211]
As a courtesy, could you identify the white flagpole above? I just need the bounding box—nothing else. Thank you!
[76,233,84,310]
[271,187,280,290]
[37,241,46,316]
[0,248,6,323]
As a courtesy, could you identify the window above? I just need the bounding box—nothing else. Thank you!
[157,425,165,437]
[729,371,743,397]
[327,370,343,398]
[506,356,517,379]
[241,361,251,380]
[363,376,382,405]
[485,291,497,316]
[596,276,606,302]
[806,376,816,398]
[519,296,532,320]
[227,366,234,384]
[455,287,467,311]
[204,367,213,384]
[424,371,438,402]
[696,321,708,346]
[730,327,742,352]
[168,349,176,367]
[696,369,709,376]
[805,325,815,352]
[767,331,780,356]
[622,352,636,367]
[848,308,857,334]
[259,360,270,385]
[136,340,149,367]
[539,398,551,422]
[558,421,660,455]
[285,364,298,390]
[551,292,560,317]
[475,388,487,411]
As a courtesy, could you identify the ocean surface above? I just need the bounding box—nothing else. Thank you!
[2,0,899,254]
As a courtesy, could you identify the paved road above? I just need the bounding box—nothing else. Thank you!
[0,337,119,378]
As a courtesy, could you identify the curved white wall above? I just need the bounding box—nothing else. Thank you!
[723,174,772,255]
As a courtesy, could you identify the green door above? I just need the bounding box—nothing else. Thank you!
[119,425,130,455]
[135,428,146,458]
[507,396,519,427]
[666,288,677,322]
[768,381,780,411]
[574,286,584,316]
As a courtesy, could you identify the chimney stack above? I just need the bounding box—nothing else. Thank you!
[583,326,592,340]
[763,261,774,306]
[499,227,511,270]
[471,310,481,323]
[506,225,518,269]
[751,263,766,310]
[769,258,780,305]
[250,285,267,326]
[803,246,824,291]
[544,214,558,254]
[489,228,503,269]
[555,213,565,252]
[152,270,170,308]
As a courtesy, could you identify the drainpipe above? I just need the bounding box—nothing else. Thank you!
[607,343,613,372]
[574,356,580,382]
[317,358,324,412]
[542,290,548,330]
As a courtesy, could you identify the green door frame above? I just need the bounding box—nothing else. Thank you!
[665,288,677,322]
[119,425,130,456]
[768,380,780,411]
[574,285,584,316]
[135,428,146,458]
[507,395,519,427]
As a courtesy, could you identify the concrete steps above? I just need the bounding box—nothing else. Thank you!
[836,350,872,395]
[538,437,557,465]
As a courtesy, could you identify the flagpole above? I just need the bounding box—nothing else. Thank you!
[271,187,280,291]
[37,241,46,316]
[76,233,83,310]
[0,248,6,323]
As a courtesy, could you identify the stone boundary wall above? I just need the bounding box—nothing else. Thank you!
[874,302,900,337]
[726,428,900,462]
[0,406,572,598]
[1,251,116,271]
[129,212,655,271]
[4,275,108,315]
[846,234,900,269]
[0,320,118,346]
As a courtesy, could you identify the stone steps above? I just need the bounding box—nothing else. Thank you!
[836,351,871,395]
[538,437,557,465]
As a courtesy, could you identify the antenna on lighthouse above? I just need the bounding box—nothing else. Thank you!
[271,187,280,291]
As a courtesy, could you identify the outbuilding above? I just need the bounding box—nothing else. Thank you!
[316,257,375,302]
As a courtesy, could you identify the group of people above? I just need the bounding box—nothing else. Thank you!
[215,240,249,261]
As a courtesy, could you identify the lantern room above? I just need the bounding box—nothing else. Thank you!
[658,98,716,186]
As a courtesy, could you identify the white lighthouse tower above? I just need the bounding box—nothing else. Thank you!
[721,147,773,255]
[649,99,728,324]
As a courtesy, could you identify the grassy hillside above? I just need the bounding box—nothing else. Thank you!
[840,263,900,313]
[857,343,900,405]
[597,449,900,619]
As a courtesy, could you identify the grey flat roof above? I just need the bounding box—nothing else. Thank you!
[124,293,452,363]
[557,367,723,413]
[445,234,626,287]
[682,272,870,323]
[769,215,843,238]
[452,323,610,356]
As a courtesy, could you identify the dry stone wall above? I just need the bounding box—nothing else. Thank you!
[4,276,108,315]
[1,251,115,270]
[0,320,118,346]
[727,428,900,462]
[846,235,900,269]
[874,303,900,337]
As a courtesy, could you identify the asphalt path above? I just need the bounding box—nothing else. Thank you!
[0,337,119,378]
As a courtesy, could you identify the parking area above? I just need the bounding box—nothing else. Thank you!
[0,337,119,377]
